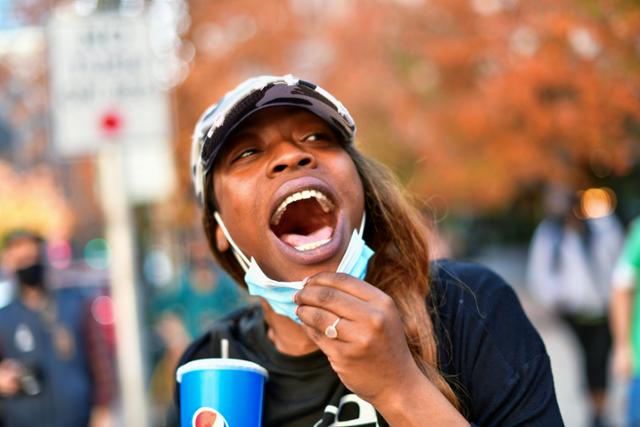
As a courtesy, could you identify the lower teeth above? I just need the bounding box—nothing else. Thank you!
[295,238,331,251]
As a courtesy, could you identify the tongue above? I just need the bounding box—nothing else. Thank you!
[280,225,333,248]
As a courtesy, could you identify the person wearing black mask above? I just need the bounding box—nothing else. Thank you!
[0,231,115,427]
[14,262,45,289]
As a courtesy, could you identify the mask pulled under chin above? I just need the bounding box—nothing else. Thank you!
[214,212,374,323]
[15,263,45,288]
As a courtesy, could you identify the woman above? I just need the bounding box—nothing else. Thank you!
[175,75,563,426]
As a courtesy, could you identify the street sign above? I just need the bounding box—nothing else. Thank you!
[48,12,171,156]
[48,11,175,203]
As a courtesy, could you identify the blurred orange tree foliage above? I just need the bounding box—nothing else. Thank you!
[175,0,640,212]
[0,161,74,242]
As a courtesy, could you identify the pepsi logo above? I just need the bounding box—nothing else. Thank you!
[192,407,229,427]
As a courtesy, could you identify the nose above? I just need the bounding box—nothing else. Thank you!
[267,141,317,177]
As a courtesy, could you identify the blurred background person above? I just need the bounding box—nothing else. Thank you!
[147,235,248,426]
[527,185,625,427]
[149,236,247,339]
[611,216,640,427]
[0,231,115,427]
[148,312,190,427]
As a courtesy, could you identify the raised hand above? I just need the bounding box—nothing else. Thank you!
[293,272,421,405]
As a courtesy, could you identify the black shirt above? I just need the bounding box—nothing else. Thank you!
[171,260,564,426]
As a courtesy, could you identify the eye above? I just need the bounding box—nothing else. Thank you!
[302,132,332,142]
[233,148,258,161]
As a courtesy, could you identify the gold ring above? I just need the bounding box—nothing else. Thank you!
[324,317,341,339]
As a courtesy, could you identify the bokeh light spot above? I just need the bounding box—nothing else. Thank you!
[580,187,616,219]
[143,248,174,287]
[47,239,72,269]
[84,238,111,270]
[91,295,115,325]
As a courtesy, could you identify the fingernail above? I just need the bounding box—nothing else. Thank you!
[302,277,309,287]
[292,292,298,302]
[295,305,300,316]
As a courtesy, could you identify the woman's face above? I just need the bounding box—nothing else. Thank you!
[212,106,365,281]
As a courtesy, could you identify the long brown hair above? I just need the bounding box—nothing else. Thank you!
[202,143,461,410]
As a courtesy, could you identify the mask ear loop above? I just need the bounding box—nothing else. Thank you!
[213,212,251,272]
[358,211,366,238]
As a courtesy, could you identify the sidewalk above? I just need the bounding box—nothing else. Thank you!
[472,245,627,427]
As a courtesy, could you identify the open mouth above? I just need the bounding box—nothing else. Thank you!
[270,189,337,252]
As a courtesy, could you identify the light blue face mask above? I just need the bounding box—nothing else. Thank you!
[213,211,374,322]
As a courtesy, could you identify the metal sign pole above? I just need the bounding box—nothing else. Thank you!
[98,143,149,427]
[49,10,175,426]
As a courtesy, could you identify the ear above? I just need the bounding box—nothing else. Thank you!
[215,223,230,252]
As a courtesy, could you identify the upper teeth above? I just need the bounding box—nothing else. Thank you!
[271,189,335,225]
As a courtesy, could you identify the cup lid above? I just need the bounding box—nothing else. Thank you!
[176,358,269,383]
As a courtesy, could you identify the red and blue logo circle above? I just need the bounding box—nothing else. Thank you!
[192,407,229,427]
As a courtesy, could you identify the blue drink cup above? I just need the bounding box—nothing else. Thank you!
[177,358,268,427]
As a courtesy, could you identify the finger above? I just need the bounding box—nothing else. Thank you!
[299,323,347,361]
[296,304,356,342]
[294,284,369,321]
[300,322,324,344]
[307,272,385,302]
